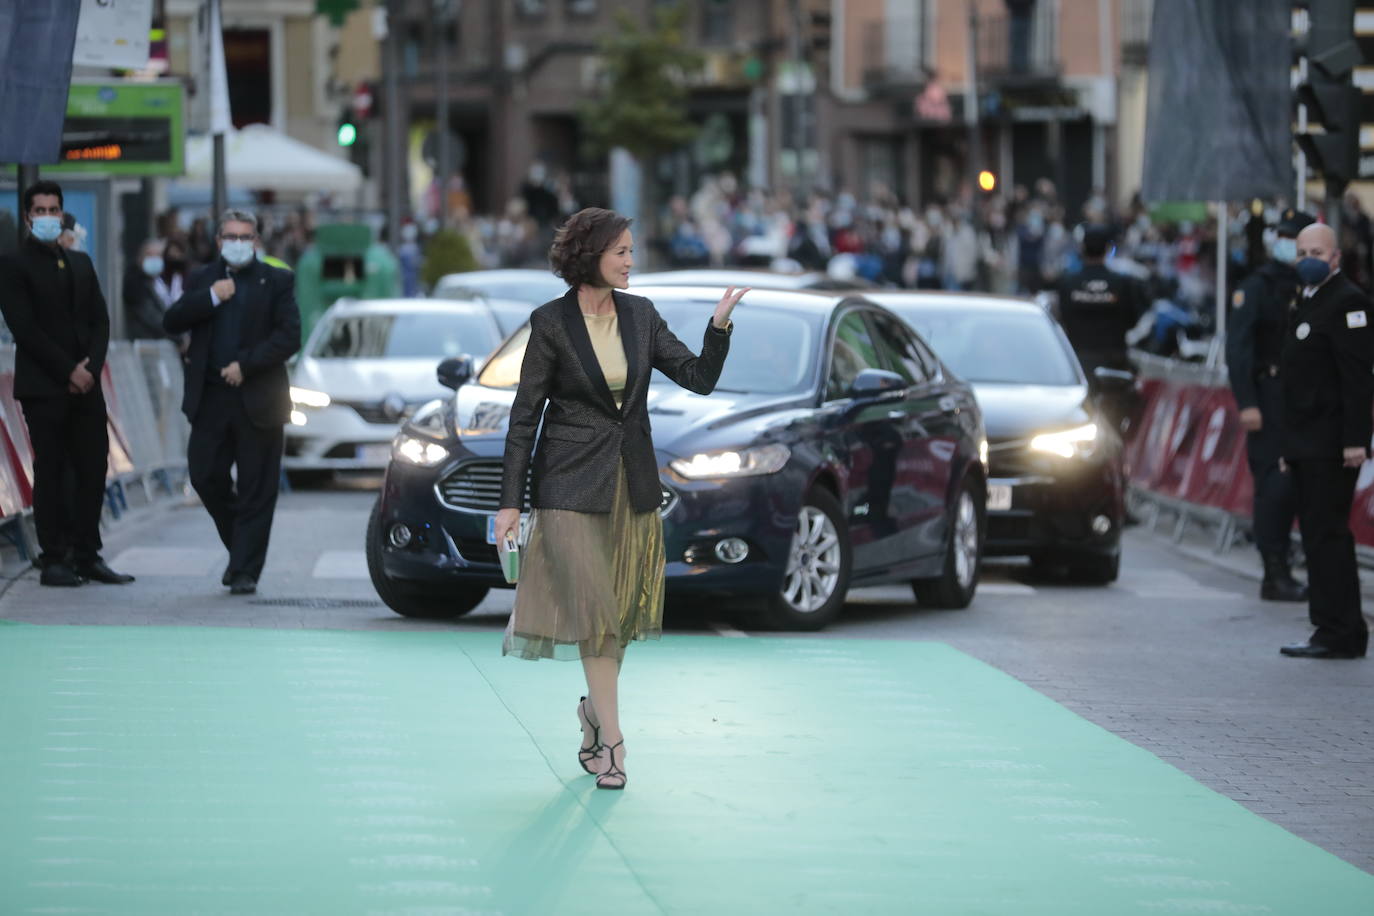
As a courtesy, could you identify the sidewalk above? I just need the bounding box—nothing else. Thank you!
[2,626,1371,914]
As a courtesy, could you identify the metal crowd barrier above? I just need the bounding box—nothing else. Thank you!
[0,340,191,565]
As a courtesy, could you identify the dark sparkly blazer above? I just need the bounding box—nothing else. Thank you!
[499,288,731,514]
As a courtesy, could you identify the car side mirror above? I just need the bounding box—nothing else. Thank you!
[1091,366,1135,392]
[437,355,473,390]
[848,368,908,400]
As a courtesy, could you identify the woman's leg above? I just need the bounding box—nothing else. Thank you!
[580,654,622,744]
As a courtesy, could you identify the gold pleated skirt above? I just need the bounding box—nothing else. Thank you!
[502,461,665,661]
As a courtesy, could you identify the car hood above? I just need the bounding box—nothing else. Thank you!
[972,383,1091,442]
[451,383,814,456]
[293,358,452,403]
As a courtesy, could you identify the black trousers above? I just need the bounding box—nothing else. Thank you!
[187,385,284,580]
[1289,459,1369,654]
[20,391,109,565]
[1245,377,1297,558]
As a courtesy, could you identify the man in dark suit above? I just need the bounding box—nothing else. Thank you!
[163,210,300,595]
[0,180,134,586]
[1279,222,1372,660]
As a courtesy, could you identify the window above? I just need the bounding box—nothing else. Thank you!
[826,311,883,401]
[868,312,930,385]
[567,0,597,16]
[314,312,501,360]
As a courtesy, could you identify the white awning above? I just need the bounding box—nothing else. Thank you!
[181,124,363,195]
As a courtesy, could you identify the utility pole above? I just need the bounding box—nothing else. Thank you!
[383,0,404,250]
[965,5,985,220]
[434,0,455,229]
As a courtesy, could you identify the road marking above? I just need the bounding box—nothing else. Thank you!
[709,622,749,638]
[978,582,1037,596]
[106,547,221,576]
[311,550,369,579]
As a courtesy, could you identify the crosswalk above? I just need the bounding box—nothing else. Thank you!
[107,547,1245,601]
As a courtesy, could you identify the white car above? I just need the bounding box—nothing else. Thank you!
[285,298,504,481]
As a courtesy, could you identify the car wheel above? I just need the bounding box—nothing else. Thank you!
[912,476,983,609]
[286,469,334,488]
[756,487,851,631]
[366,497,488,619]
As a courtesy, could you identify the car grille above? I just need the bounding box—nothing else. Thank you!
[437,459,677,516]
[987,438,1035,477]
[338,400,421,425]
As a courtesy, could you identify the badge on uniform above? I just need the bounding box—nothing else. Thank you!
[1347,310,1367,328]
[1296,322,1311,340]
[1232,290,1245,308]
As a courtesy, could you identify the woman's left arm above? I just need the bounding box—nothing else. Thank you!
[650,286,747,395]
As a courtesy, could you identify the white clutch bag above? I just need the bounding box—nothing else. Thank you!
[498,533,520,584]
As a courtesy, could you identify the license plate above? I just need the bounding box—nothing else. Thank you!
[358,444,392,464]
[987,484,1013,511]
[486,515,529,545]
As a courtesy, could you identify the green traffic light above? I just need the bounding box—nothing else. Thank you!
[337,122,357,147]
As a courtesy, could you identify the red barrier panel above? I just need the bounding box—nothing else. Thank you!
[0,369,33,515]
[1129,365,1374,546]
[99,362,136,477]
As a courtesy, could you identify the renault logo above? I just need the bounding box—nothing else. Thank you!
[382,392,408,421]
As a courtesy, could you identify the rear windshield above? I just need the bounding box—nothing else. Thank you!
[313,311,501,360]
[889,306,1080,386]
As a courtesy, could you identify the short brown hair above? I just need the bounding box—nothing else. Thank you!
[548,207,632,288]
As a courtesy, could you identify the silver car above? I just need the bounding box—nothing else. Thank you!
[285,298,503,482]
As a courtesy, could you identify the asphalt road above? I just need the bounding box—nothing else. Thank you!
[3,476,1370,873]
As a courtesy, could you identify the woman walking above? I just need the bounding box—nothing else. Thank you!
[494,207,746,790]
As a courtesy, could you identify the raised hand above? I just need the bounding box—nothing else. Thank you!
[712,286,749,329]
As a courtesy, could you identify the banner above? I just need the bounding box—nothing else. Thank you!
[190,0,232,135]
[0,1,82,162]
[1140,0,1293,202]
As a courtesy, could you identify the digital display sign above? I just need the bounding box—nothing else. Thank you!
[48,82,184,176]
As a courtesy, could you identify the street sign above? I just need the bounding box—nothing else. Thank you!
[48,82,185,176]
[73,0,153,70]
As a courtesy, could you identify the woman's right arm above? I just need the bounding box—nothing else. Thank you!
[498,312,558,530]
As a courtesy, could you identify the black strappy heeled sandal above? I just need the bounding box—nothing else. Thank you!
[595,739,627,790]
[577,696,603,775]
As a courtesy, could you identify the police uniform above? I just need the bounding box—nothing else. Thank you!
[1280,269,1372,659]
[1057,226,1147,435]
[1225,209,1309,600]
[1057,263,1145,374]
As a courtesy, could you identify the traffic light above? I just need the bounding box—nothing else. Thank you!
[1294,0,1364,185]
[337,118,358,147]
[977,170,997,193]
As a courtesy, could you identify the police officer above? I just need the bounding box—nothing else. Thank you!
[1057,225,1146,374]
[1279,222,1371,660]
[1225,209,1310,601]
[1057,225,1147,434]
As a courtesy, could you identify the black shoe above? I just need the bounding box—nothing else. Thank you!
[1260,554,1307,602]
[1280,642,1365,659]
[74,558,135,585]
[39,563,86,587]
[222,566,233,587]
[228,574,257,596]
[577,696,603,775]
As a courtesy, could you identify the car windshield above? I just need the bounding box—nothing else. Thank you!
[890,306,1080,386]
[312,311,501,360]
[438,275,567,304]
[476,300,816,394]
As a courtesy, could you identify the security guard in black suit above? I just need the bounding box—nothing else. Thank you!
[163,210,300,595]
[0,180,134,587]
[1279,222,1371,660]
[1226,208,1311,601]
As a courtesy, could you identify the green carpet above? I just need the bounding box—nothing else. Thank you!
[0,627,1368,914]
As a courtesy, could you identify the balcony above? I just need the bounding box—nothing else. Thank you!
[1122,0,1153,67]
[860,2,931,94]
[977,8,1060,84]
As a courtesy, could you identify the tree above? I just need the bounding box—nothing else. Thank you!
[421,229,478,291]
[580,8,703,247]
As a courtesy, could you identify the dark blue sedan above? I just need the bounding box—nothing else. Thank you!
[366,287,988,630]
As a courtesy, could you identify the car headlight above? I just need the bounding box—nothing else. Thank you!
[290,386,331,408]
[669,443,791,480]
[393,433,449,466]
[1029,423,1098,459]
